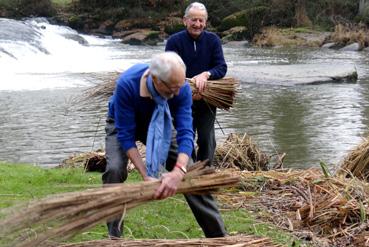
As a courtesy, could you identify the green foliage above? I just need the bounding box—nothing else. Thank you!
[264,0,295,27]
[219,6,268,39]
[0,0,56,17]
[164,23,184,35]
[356,6,369,25]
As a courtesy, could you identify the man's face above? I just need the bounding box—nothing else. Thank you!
[153,67,185,99]
[183,8,207,39]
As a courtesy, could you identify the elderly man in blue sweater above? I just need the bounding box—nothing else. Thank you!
[165,2,227,166]
[103,52,226,239]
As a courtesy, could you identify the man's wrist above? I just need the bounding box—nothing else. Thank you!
[175,162,187,175]
[206,71,211,79]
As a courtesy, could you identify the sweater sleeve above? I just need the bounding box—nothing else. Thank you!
[114,81,137,152]
[208,35,227,80]
[172,83,194,156]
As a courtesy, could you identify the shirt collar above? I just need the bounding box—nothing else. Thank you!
[140,69,151,98]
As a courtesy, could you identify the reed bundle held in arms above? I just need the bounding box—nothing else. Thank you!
[58,235,280,247]
[188,77,238,110]
[83,73,239,110]
[0,161,239,247]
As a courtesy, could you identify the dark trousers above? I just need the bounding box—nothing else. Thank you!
[192,99,217,165]
[102,118,226,238]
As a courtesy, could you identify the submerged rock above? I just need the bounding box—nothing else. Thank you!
[229,63,358,85]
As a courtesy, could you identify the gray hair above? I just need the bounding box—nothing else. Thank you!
[150,52,186,82]
[184,2,208,20]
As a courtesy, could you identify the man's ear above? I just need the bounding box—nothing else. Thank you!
[151,74,158,82]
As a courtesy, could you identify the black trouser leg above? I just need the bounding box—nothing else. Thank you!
[102,118,129,238]
[192,100,216,165]
[166,129,226,238]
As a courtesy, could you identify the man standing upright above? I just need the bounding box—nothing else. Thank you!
[165,2,227,238]
[165,2,227,166]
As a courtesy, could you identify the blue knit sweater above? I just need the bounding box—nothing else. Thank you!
[108,63,194,156]
[165,30,227,79]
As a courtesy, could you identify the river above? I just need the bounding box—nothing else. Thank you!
[1,17,369,169]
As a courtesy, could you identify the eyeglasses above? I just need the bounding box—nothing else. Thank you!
[160,78,181,94]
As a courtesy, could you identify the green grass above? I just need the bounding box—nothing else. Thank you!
[0,162,302,246]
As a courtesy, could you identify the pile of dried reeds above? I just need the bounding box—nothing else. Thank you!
[188,77,238,110]
[60,143,145,172]
[82,73,238,110]
[59,150,106,172]
[214,133,271,171]
[0,161,239,247]
[57,235,280,247]
[218,168,369,246]
[337,137,369,180]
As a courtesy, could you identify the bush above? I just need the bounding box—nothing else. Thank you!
[2,0,56,17]
[218,6,268,39]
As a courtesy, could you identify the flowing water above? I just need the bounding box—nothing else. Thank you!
[1,17,369,168]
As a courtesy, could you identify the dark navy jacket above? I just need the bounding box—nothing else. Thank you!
[165,30,227,79]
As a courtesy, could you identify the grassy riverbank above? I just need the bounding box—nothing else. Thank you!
[0,162,301,246]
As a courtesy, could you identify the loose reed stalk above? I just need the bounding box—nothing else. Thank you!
[57,235,280,247]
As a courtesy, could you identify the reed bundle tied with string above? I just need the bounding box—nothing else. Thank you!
[58,235,280,247]
[188,77,238,110]
[83,73,238,110]
[0,161,239,247]
[337,136,369,180]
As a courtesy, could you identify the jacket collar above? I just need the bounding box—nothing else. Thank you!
[185,29,205,41]
[140,69,151,98]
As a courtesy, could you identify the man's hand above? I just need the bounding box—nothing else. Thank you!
[193,71,210,93]
[192,92,202,101]
[154,169,184,200]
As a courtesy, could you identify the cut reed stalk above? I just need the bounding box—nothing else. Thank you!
[82,73,239,110]
[56,235,280,247]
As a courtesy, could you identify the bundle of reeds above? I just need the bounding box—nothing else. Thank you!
[82,73,238,110]
[218,168,369,246]
[214,133,270,171]
[337,137,369,180]
[0,161,239,247]
[60,142,145,172]
[57,235,280,247]
[188,77,238,110]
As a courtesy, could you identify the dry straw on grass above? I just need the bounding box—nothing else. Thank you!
[83,73,239,110]
[218,168,369,246]
[0,161,239,247]
[57,235,280,247]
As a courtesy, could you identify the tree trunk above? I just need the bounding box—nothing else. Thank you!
[295,0,312,27]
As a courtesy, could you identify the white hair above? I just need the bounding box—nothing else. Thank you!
[184,2,208,20]
[150,52,186,82]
